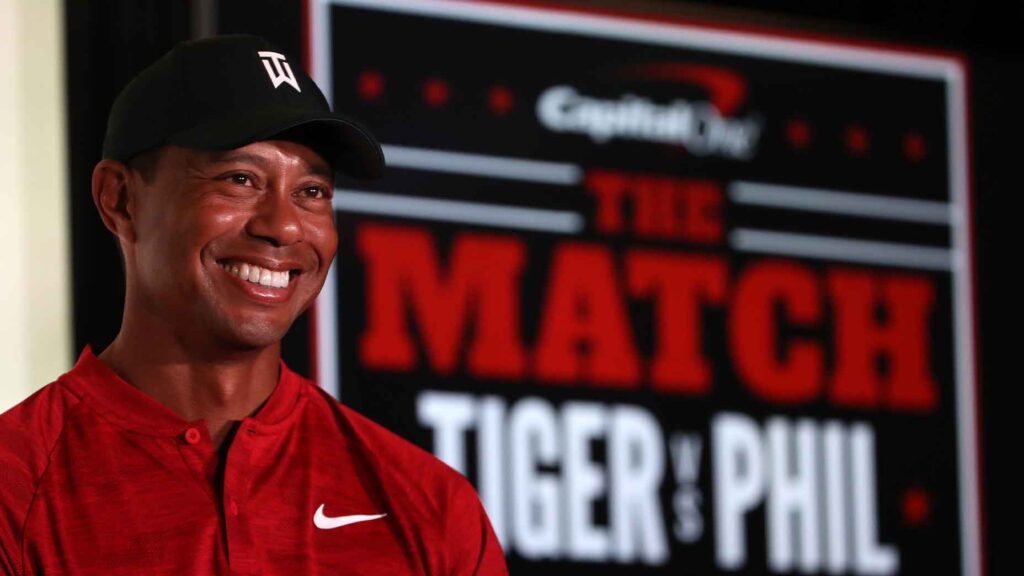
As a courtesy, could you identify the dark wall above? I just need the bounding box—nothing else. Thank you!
[65,0,1014,571]
[66,0,189,358]
[65,0,312,374]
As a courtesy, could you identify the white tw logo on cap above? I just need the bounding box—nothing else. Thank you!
[257,51,301,93]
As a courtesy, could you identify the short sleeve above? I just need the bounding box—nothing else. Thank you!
[0,424,38,576]
[0,382,74,576]
[443,475,508,576]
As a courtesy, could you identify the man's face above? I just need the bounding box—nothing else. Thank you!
[126,140,337,352]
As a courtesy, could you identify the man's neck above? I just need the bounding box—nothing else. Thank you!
[99,330,282,449]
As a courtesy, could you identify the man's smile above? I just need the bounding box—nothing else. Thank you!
[215,257,306,304]
[219,260,299,288]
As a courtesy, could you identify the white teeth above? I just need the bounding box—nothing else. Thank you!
[222,261,291,289]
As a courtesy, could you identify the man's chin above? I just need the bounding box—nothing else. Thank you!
[212,316,293,351]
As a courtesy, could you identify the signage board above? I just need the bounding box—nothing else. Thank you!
[310,1,980,573]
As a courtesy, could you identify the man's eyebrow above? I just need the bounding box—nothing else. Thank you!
[209,151,266,166]
[303,161,333,179]
[207,150,333,178]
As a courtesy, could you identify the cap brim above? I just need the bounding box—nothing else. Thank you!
[168,106,385,179]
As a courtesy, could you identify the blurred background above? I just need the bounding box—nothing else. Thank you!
[1,0,1015,573]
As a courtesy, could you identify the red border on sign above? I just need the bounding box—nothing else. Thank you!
[303,0,320,387]
[304,2,983,573]
[960,60,986,576]
[462,0,966,62]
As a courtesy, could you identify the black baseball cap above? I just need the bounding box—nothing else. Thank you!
[102,34,384,179]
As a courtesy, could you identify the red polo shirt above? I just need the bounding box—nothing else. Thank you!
[0,349,507,575]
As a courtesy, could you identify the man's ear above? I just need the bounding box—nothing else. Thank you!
[91,159,137,244]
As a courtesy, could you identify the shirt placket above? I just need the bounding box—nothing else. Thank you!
[177,423,231,572]
[178,421,260,575]
[223,420,259,575]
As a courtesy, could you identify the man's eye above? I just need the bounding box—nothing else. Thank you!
[228,174,252,186]
[301,186,330,199]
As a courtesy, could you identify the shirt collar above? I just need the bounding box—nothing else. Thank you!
[59,346,307,437]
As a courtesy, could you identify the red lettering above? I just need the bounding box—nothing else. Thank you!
[828,270,938,411]
[633,176,673,238]
[730,261,823,403]
[586,170,627,234]
[627,250,727,393]
[534,243,641,387]
[584,169,723,244]
[355,223,939,413]
[682,180,723,243]
[357,223,526,378]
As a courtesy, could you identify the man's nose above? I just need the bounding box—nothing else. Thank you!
[246,189,304,247]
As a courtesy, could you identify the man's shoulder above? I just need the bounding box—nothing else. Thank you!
[296,377,475,502]
[0,378,82,559]
[0,379,81,475]
[298,384,509,574]
[301,381,460,472]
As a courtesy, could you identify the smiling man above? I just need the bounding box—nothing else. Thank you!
[0,35,507,575]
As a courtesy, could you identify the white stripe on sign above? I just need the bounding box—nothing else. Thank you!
[729,181,955,225]
[382,145,583,185]
[328,0,957,79]
[333,189,585,234]
[730,228,954,271]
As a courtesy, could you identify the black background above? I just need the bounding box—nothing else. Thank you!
[328,5,964,571]
[65,0,1015,572]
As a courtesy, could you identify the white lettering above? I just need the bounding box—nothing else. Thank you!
[563,402,609,561]
[478,396,507,547]
[416,391,669,565]
[535,85,761,159]
[610,406,668,563]
[711,414,900,574]
[417,390,474,473]
[824,422,849,573]
[257,50,301,92]
[510,397,561,559]
[852,425,899,575]
[767,418,821,572]
[713,412,766,570]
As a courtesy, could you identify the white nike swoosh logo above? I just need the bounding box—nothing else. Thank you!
[313,503,387,530]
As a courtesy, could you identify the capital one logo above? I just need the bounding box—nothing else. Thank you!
[257,51,301,92]
[535,64,762,160]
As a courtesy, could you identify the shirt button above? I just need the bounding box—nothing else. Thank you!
[229,499,239,517]
[184,427,201,445]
